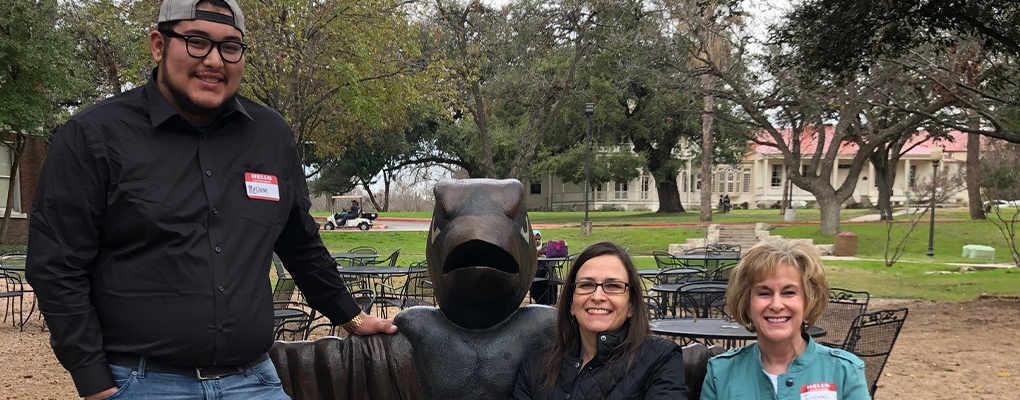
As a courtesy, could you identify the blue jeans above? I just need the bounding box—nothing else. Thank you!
[102,357,290,399]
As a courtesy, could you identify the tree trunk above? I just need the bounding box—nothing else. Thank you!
[967,113,985,219]
[816,192,842,235]
[874,170,895,220]
[656,176,685,213]
[699,80,715,222]
[871,155,896,221]
[0,137,25,244]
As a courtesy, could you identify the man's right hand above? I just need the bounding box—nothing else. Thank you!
[84,387,118,399]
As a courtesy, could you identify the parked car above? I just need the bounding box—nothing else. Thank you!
[984,199,1020,209]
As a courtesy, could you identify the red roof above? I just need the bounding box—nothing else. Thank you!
[751,127,974,156]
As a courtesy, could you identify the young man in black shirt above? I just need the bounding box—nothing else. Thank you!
[26,1,396,399]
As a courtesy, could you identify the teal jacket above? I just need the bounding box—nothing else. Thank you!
[701,336,870,400]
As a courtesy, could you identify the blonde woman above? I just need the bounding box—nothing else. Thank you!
[701,240,869,400]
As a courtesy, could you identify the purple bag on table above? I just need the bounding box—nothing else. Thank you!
[545,240,568,257]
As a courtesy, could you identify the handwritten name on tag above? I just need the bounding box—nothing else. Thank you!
[245,173,280,202]
[800,382,837,400]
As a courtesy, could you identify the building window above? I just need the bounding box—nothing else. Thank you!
[770,165,782,187]
[640,176,650,200]
[0,146,19,212]
[530,183,542,195]
[727,173,735,193]
[682,172,688,193]
[695,174,702,190]
[614,181,629,199]
[908,165,917,187]
[717,173,725,193]
[743,173,751,192]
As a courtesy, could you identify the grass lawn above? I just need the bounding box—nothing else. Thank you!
[823,259,1020,300]
[319,215,1019,301]
[772,219,1018,264]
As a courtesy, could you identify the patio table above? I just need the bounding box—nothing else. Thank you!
[331,253,380,266]
[650,318,826,347]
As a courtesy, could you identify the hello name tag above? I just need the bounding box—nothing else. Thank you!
[800,382,837,400]
[245,172,280,202]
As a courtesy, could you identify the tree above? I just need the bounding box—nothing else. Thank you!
[979,140,1020,267]
[883,161,966,266]
[0,0,89,243]
[244,0,446,168]
[62,0,156,99]
[309,111,443,211]
[429,0,592,179]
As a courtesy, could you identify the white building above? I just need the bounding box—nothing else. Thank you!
[524,129,971,211]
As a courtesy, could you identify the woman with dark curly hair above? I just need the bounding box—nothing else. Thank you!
[513,241,688,400]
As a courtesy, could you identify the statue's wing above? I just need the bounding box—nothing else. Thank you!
[270,334,424,400]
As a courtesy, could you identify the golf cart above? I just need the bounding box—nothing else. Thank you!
[323,195,377,231]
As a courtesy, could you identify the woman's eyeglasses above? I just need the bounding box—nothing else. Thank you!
[572,281,630,295]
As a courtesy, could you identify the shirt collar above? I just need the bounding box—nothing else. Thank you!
[145,68,253,128]
[752,333,817,373]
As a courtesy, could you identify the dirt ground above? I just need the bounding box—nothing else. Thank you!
[2,297,1018,399]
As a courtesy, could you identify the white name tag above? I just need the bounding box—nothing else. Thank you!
[801,382,837,400]
[245,172,280,202]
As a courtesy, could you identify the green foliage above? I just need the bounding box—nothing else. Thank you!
[61,0,156,99]
[777,0,1020,83]
[978,141,1020,200]
[0,0,87,132]
[243,0,449,162]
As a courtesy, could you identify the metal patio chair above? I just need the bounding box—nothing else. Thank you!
[842,308,909,397]
[817,288,870,349]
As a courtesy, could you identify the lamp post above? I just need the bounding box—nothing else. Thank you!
[926,147,942,257]
[582,102,594,235]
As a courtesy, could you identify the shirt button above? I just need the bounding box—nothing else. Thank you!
[218,285,225,292]
[205,170,212,177]
[786,378,794,387]
[574,362,580,368]
[214,246,222,253]
[212,208,219,215]
[600,335,607,341]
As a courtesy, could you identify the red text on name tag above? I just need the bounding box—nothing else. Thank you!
[800,382,837,400]
[245,172,280,201]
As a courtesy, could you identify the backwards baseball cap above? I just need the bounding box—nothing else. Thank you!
[158,0,246,34]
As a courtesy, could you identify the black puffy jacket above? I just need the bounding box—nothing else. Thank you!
[512,326,689,400]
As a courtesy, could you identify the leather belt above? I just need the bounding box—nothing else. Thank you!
[108,352,270,380]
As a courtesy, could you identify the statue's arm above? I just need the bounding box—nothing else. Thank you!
[269,335,424,400]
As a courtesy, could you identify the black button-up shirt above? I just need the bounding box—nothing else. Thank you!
[27,72,360,396]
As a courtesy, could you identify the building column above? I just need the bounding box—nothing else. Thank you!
[903,158,910,197]
[868,161,875,198]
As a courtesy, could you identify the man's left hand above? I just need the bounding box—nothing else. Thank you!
[354,314,398,335]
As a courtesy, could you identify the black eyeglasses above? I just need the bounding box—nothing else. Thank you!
[160,30,248,63]
[572,281,630,295]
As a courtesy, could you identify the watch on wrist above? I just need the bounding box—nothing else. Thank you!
[341,311,366,334]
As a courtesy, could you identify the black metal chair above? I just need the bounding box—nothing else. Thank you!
[273,300,313,341]
[817,288,870,349]
[707,243,741,254]
[674,281,728,319]
[343,246,379,266]
[365,248,400,267]
[307,289,377,338]
[653,251,678,270]
[1,270,25,329]
[842,308,909,397]
[271,253,302,302]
